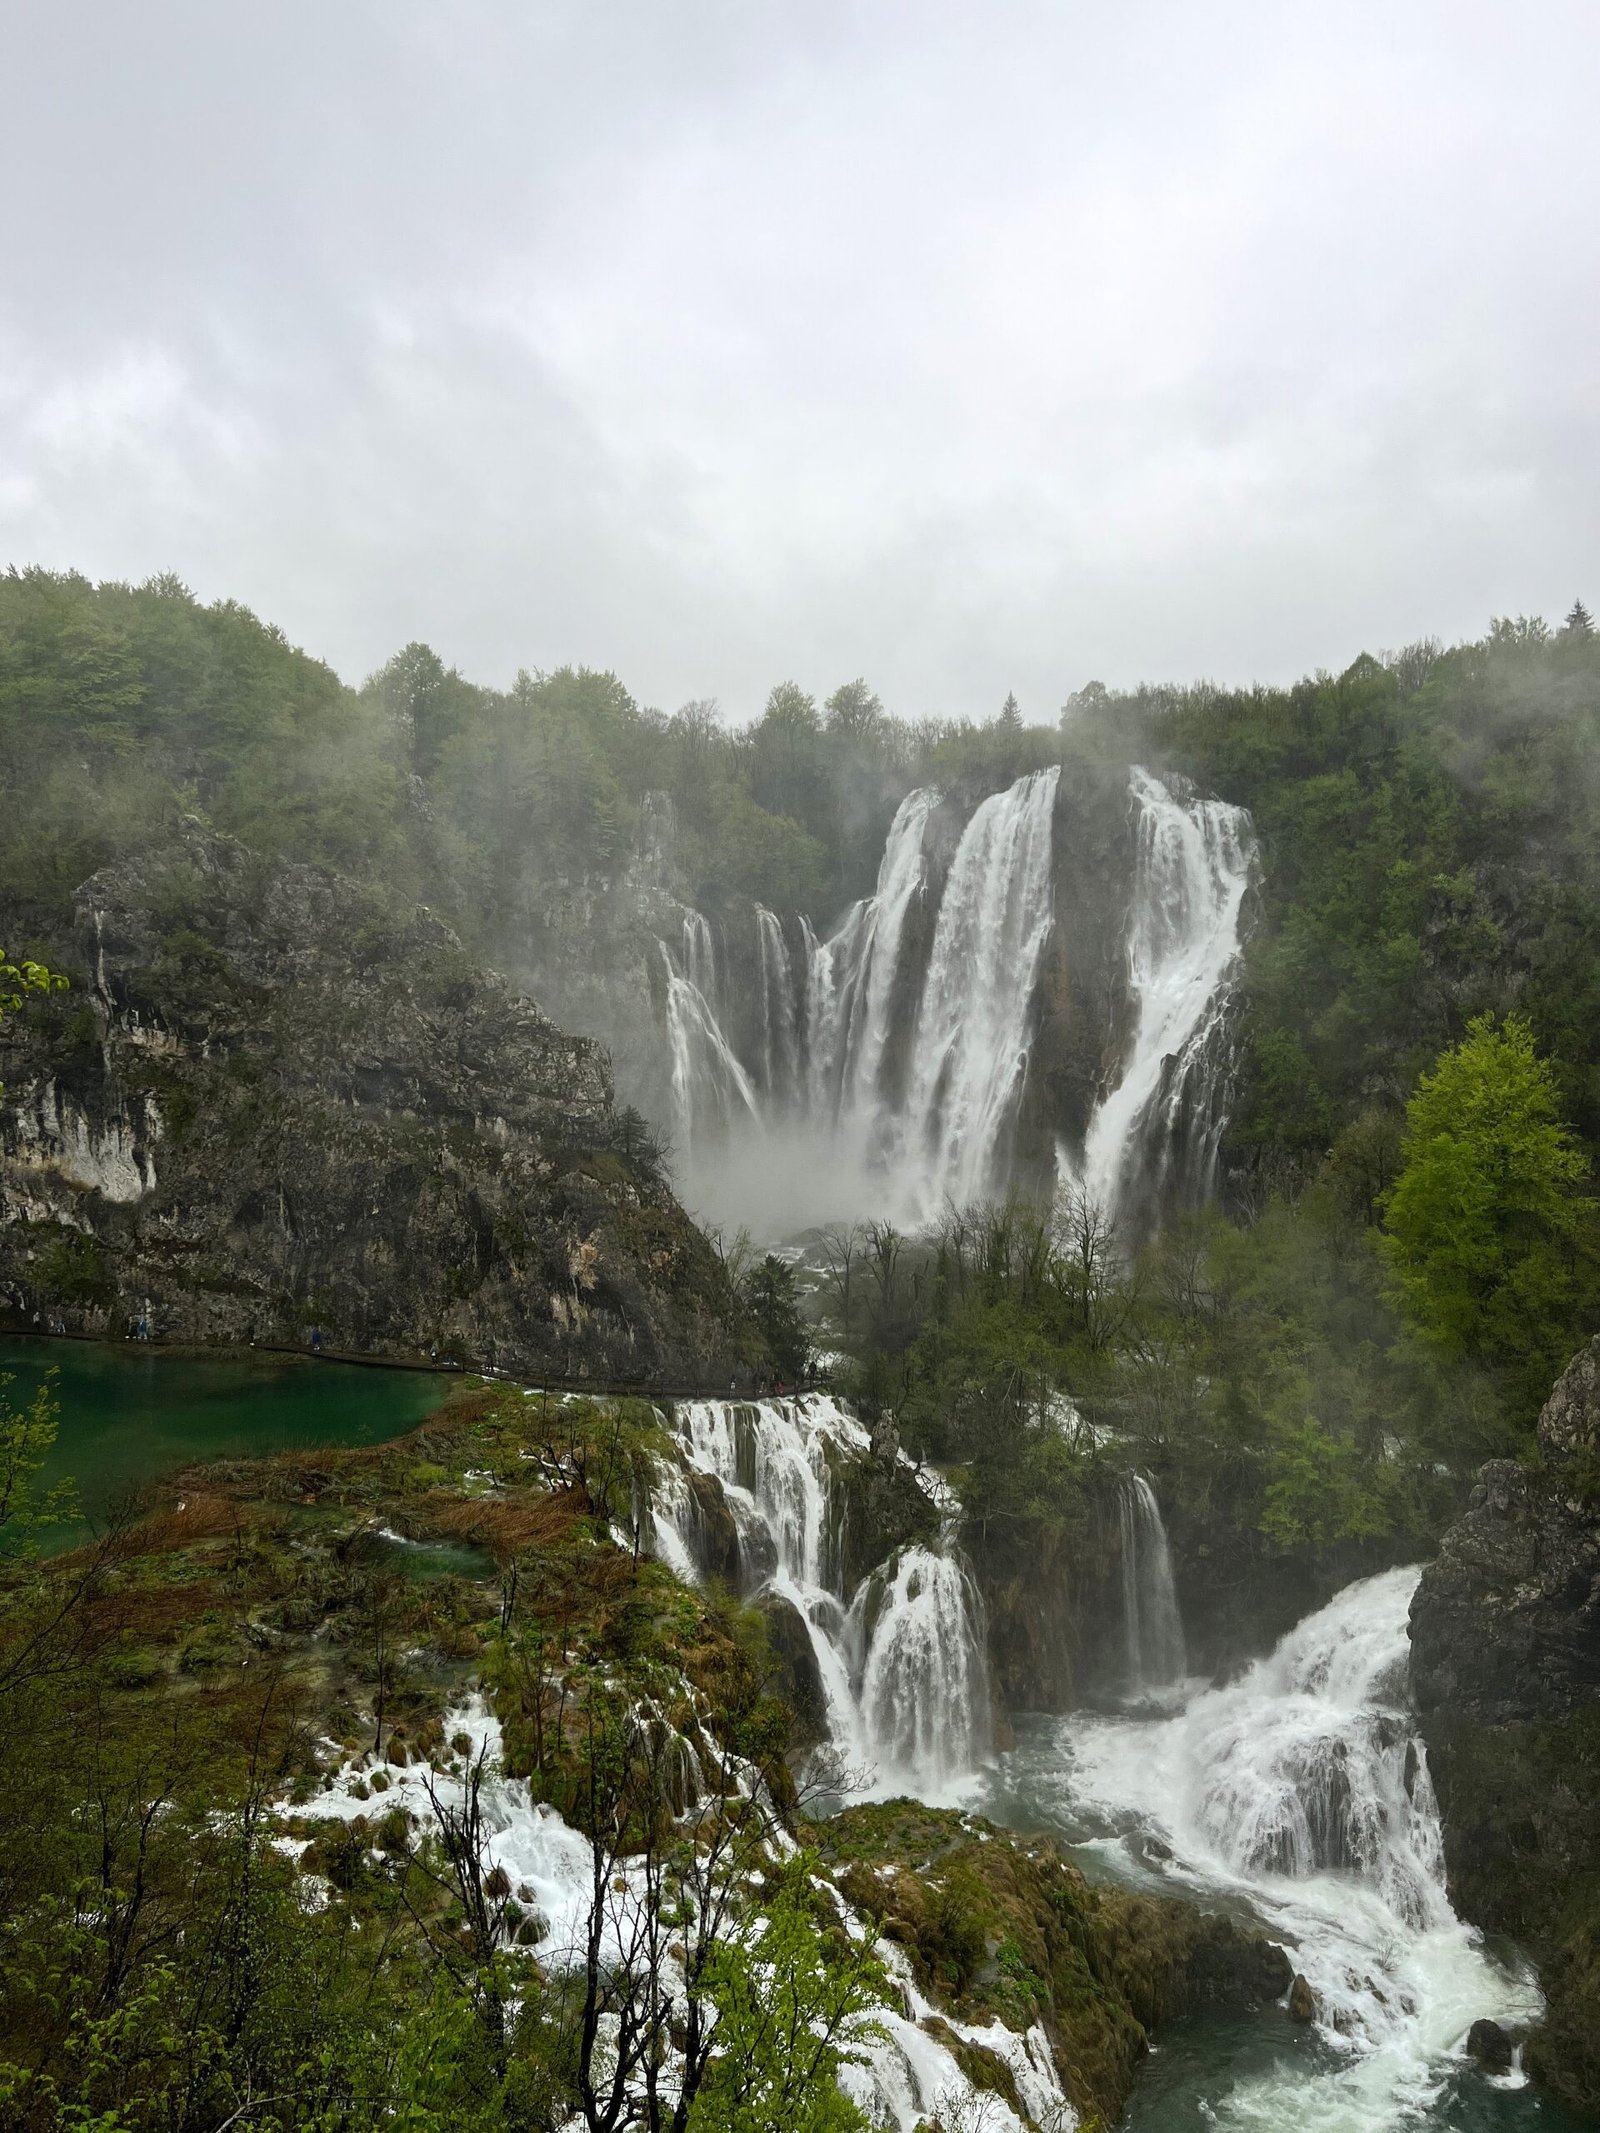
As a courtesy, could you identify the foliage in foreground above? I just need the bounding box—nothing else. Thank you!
[0,1379,895,2133]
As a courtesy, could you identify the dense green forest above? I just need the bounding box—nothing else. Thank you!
[5,564,1600,1565]
[7,569,1599,1157]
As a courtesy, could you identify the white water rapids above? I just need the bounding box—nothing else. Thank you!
[656,761,1255,1234]
[648,1393,992,1797]
[288,1694,1068,2133]
[984,1566,1548,2131]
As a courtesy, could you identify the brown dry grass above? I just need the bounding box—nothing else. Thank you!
[424,1484,587,1559]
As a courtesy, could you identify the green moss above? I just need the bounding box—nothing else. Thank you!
[819,1802,1289,2129]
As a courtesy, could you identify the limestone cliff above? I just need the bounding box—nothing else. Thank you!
[1410,1337,1600,2119]
[0,833,743,1384]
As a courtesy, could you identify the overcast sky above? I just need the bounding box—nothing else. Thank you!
[2,2,1596,721]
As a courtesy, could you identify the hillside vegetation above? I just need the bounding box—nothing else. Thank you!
[5,570,1600,1569]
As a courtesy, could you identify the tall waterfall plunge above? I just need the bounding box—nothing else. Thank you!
[648,1394,992,1796]
[655,762,1255,1235]
[1070,767,1256,1222]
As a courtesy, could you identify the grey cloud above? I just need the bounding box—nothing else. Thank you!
[2,0,1596,720]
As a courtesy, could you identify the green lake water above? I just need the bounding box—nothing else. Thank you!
[0,1338,451,1547]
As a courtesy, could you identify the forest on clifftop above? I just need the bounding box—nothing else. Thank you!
[6,568,1600,1572]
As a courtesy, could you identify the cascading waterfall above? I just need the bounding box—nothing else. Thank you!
[754,906,799,1107]
[1073,767,1255,1221]
[648,1394,991,1794]
[986,1567,1545,2129]
[658,917,761,1160]
[813,785,937,1129]
[298,1692,1068,2133]
[652,760,1254,1235]
[1117,1473,1187,1693]
[856,1544,992,1785]
[892,767,1060,1215]
[680,908,719,1009]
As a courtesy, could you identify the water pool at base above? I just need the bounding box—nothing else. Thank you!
[0,1337,451,1546]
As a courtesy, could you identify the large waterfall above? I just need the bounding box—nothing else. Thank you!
[1070,766,1255,1220]
[648,1393,991,1795]
[655,761,1254,1234]
[891,768,1061,1212]
[985,1567,1546,2129]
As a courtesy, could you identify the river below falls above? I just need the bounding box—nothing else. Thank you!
[972,1566,1580,2132]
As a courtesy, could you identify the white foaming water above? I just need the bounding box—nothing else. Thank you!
[893,767,1060,1217]
[814,785,937,1130]
[1073,767,1255,1221]
[291,1695,1066,2133]
[991,1567,1543,2131]
[754,905,800,1108]
[856,1543,993,1786]
[1118,1473,1187,1692]
[659,926,760,1160]
[656,762,1253,1236]
[680,907,719,1008]
[649,1395,991,1796]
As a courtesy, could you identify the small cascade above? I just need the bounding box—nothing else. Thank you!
[680,908,720,1012]
[648,1394,991,1794]
[754,907,800,1108]
[1178,1570,1449,1939]
[1075,767,1255,1222]
[856,1544,992,1789]
[813,786,937,1127]
[800,912,847,1122]
[657,929,761,1161]
[1117,1472,1187,1692]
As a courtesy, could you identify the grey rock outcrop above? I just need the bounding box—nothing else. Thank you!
[1410,1336,1600,1725]
[1410,1337,1600,2121]
[754,1591,829,1751]
[0,834,742,1384]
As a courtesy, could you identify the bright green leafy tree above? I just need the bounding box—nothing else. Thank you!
[0,1371,77,1561]
[688,1852,881,2133]
[0,951,66,1094]
[1382,1014,1596,1403]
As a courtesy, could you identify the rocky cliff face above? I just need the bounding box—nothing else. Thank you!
[1411,1338,1600,2119]
[0,834,742,1384]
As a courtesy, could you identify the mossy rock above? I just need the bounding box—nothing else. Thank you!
[819,1802,1290,2127]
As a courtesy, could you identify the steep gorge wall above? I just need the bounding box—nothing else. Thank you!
[1411,1338,1600,2119]
[0,833,742,1384]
